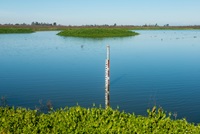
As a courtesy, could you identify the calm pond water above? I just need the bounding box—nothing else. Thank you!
[0,30,200,123]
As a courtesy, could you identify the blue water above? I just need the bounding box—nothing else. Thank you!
[0,30,200,123]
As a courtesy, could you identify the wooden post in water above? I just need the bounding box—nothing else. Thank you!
[105,45,110,108]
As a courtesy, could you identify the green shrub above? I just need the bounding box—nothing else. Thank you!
[0,106,200,133]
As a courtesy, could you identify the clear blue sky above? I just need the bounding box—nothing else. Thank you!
[0,0,200,26]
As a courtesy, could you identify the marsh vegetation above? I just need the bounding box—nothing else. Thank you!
[0,28,34,34]
[57,28,139,38]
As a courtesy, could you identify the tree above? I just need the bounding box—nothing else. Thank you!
[53,22,57,26]
[143,24,147,27]
[31,22,35,25]
[164,24,169,27]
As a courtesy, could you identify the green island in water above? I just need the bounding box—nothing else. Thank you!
[57,28,139,38]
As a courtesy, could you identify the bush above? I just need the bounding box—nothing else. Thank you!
[0,106,200,133]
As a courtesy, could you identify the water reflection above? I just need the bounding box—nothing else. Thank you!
[0,30,200,123]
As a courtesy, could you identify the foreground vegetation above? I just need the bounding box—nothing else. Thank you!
[0,106,200,133]
[57,28,139,38]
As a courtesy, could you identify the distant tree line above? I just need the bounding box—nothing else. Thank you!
[0,22,57,26]
[31,22,57,26]
[81,23,117,27]
[81,23,171,27]
[1,23,200,29]
[142,23,170,27]
[0,23,29,26]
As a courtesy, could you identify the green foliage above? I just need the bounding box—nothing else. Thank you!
[0,28,34,34]
[57,28,139,38]
[0,106,200,133]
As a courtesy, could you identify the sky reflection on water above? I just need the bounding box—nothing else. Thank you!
[0,30,200,123]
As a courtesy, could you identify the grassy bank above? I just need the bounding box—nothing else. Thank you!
[0,28,34,34]
[0,106,200,133]
[57,28,139,38]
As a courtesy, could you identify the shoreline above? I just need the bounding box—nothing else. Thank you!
[0,25,200,31]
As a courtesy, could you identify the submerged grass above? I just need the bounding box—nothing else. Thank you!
[57,28,139,38]
[0,28,34,34]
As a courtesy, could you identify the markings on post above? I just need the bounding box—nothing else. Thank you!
[105,45,110,108]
